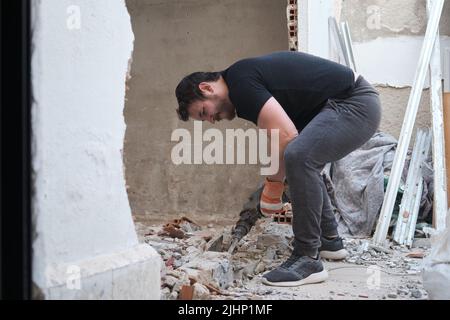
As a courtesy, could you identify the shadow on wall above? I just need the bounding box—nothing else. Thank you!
[123,0,289,223]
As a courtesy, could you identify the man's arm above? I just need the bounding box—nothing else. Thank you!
[257,97,298,182]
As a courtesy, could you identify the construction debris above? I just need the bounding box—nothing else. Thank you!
[192,283,210,300]
[136,213,429,300]
[157,216,202,239]
[136,145,435,300]
[406,250,426,259]
[179,285,194,300]
[373,0,445,246]
[393,128,432,246]
[180,251,234,290]
[427,0,448,232]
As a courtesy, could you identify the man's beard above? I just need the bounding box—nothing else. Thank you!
[217,98,236,120]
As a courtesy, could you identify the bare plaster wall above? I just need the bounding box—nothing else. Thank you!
[341,0,450,140]
[341,0,450,42]
[124,0,288,223]
[377,87,431,139]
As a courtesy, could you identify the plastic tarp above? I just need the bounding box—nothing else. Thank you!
[322,131,397,237]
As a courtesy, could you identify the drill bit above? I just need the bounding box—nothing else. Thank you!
[226,183,291,254]
[228,207,262,253]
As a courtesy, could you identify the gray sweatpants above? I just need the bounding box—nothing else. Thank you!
[284,76,381,257]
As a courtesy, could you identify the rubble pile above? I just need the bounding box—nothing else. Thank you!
[340,238,430,299]
[135,216,430,300]
[135,217,295,300]
[343,238,429,273]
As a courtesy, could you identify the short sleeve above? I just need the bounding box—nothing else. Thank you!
[228,78,273,125]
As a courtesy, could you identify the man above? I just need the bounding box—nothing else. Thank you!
[175,51,381,287]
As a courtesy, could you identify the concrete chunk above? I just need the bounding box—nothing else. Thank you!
[180,251,234,289]
[193,283,210,300]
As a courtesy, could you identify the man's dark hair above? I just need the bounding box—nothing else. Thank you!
[175,72,221,121]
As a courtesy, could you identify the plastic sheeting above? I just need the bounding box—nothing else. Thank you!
[323,131,398,237]
[323,130,436,237]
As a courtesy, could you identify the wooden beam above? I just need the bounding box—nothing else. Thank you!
[406,131,432,247]
[444,47,450,207]
[444,47,450,92]
[393,129,432,245]
[444,92,450,207]
[328,17,349,67]
[341,21,357,72]
[427,0,448,231]
[406,181,424,247]
[372,0,445,246]
[393,129,427,244]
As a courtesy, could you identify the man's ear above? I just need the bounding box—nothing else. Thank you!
[198,82,214,96]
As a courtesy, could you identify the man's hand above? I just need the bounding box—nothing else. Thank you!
[260,178,285,217]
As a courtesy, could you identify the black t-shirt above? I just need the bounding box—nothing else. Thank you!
[221,51,355,130]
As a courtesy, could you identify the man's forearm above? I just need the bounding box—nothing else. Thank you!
[267,135,296,182]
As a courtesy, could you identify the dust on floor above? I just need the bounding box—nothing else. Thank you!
[134,216,430,300]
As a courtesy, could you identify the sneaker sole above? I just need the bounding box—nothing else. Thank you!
[320,249,348,260]
[261,269,328,287]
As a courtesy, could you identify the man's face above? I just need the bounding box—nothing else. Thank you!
[188,95,236,124]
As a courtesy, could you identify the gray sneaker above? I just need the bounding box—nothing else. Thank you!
[319,236,348,260]
[262,254,328,287]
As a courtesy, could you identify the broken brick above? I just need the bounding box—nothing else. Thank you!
[159,224,185,239]
[179,285,194,300]
[406,251,425,259]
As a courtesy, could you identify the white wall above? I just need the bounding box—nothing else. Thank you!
[300,0,449,88]
[31,0,155,295]
[298,0,338,58]
[354,36,450,87]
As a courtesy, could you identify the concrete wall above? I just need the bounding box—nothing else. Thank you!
[32,0,160,299]
[124,0,288,223]
[340,0,450,138]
